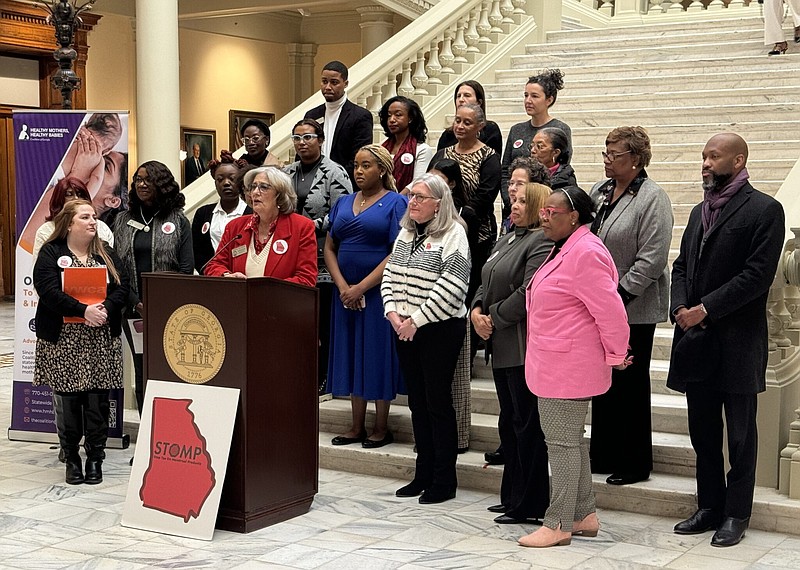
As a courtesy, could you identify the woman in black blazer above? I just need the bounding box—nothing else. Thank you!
[192,151,252,274]
[470,182,552,524]
[34,200,129,486]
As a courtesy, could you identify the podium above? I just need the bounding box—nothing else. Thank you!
[142,273,319,533]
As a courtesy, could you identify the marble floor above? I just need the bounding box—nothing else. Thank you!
[2,300,800,569]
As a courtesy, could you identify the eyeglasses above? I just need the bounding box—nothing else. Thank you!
[242,135,265,144]
[247,183,273,194]
[601,150,631,163]
[291,134,319,143]
[133,176,150,186]
[538,207,571,220]
[409,193,439,204]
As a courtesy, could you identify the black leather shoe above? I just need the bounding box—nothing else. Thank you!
[362,431,393,449]
[494,514,543,525]
[419,488,456,504]
[606,472,649,486]
[484,450,504,465]
[711,517,749,547]
[487,504,508,513]
[331,430,367,446]
[65,458,84,485]
[674,509,722,535]
[396,480,428,497]
[84,459,103,485]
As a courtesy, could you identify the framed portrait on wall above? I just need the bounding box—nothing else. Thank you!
[229,110,275,151]
[181,127,215,187]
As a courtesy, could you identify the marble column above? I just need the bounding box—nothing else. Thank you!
[287,43,318,104]
[357,5,394,55]
[526,0,562,43]
[135,0,180,176]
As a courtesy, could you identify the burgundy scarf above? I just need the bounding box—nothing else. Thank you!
[383,136,418,190]
[702,167,749,233]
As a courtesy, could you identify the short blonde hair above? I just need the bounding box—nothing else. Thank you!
[243,167,297,214]
[521,183,551,227]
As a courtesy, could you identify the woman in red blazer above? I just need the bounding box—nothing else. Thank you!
[205,167,317,286]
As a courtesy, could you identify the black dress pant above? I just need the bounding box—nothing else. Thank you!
[685,383,758,519]
[122,318,144,415]
[493,365,549,518]
[590,323,655,477]
[53,389,109,458]
[396,317,465,493]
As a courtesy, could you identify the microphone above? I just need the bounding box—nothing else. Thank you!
[200,234,242,275]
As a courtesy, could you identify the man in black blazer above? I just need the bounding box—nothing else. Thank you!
[185,144,206,186]
[668,133,785,547]
[304,60,373,188]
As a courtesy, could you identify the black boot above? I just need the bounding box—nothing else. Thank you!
[53,393,84,485]
[83,391,109,485]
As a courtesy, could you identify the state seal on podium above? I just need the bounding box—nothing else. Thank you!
[163,304,226,384]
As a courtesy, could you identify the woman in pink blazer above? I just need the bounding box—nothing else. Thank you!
[519,186,630,548]
[205,167,317,287]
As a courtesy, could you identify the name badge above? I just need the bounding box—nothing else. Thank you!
[231,245,247,258]
[424,242,441,252]
[127,220,146,231]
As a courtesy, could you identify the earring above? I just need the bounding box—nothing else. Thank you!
[434,210,439,218]
[572,221,576,226]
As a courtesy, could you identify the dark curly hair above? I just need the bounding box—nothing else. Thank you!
[509,156,551,186]
[379,96,428,143]
[527,68,565,108]
[129,160,185,215]
[207,150,248,176]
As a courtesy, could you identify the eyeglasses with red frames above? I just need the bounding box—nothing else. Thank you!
[538,207,571,220]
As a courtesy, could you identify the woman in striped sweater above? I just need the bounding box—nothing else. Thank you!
[382,173,471,505]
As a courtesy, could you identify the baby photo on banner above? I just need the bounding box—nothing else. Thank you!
[9,110,129,445]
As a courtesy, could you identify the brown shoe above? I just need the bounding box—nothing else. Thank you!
[572,512,600,537]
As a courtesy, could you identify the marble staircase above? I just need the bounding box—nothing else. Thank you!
[318,14,800,535]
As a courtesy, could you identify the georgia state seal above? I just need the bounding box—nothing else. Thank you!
[163,304,226,384]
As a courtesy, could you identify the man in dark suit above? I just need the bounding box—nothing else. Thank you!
[185,143,205,185]
[304,60,373,188]
[668,133,784,547]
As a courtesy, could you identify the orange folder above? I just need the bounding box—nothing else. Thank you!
[62,266,107,324]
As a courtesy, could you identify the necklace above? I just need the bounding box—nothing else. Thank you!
[140,209,155,232]
[356,190,383,215]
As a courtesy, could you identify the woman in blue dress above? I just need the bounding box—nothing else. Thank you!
[325,144,408,448]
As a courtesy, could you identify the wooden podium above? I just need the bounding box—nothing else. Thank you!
[142,273,319,533]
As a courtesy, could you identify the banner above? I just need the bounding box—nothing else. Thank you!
[9,110,130,446]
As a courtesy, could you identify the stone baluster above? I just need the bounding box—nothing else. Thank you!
[686,0,703,11]
[668,0,684,11]
[369,83,384,116]
[426,38,443,86]
[707,0,725,10]
[477,1,493,44]
[398,61,415,97]
[489,0,504,33]
[356,93,369,108]
[465,9,481,53]
[453,18,469,63]
[784,284,800,345]
[767,279,793,357]
[511,0,526,16]
[440,29,456,74]
[648,0,664,14]
[779,408,800,494]
[411,49,430,96]
[598,1,614,17]
[384,70,398,100]
[500,0,515,24]
[728,0,746,9]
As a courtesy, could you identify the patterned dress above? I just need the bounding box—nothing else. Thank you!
[328,191,407,401]
[33,254,123,393]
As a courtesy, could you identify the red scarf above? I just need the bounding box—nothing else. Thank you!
[247,214,278,255]
[383,136,418,190]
